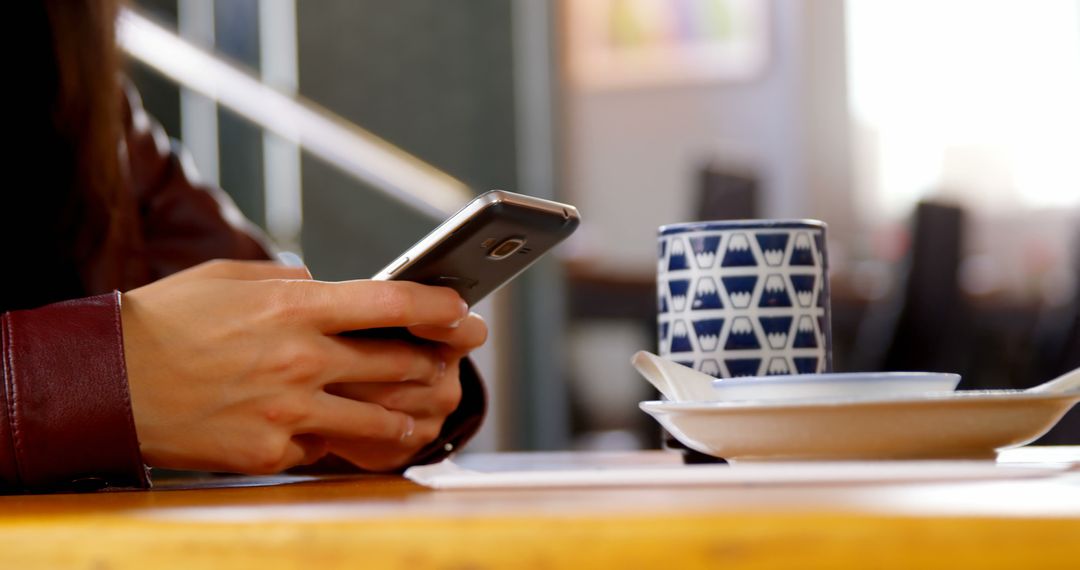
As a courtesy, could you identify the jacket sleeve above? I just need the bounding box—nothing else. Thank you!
[121,83,274,279]
[1,293,149,493]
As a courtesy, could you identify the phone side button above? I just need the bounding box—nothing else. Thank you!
[388,256,410,275]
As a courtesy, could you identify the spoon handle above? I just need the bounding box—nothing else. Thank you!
[632,351,677,401]
[1028,366,1080,394]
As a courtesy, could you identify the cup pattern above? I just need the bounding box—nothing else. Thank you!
[657,224,831,378]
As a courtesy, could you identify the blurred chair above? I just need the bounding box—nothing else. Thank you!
[851,201,974,378]
[1033,298,1079,444]
[564,161,762,345]
[1035,229,1080,378]
[696,160,759,221]
[1033,229,1080,443]
[849,201,1077,442]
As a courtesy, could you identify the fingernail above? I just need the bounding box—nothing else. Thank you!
[276,251,305,267]
[450,301,469,328]
[400,416,415,441]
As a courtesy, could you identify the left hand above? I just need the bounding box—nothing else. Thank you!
[324,312,487,471]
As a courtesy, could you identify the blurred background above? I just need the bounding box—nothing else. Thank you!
[125,0,1080,452]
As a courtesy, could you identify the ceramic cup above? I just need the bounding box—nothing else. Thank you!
[657,220,833,379]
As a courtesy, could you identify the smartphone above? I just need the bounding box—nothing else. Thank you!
[372,189,580,307]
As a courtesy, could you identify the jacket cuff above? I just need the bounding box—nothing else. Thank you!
[1,292,149,492]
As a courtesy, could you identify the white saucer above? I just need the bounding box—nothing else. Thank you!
[631,351,958,403]
[641,390,1080,461]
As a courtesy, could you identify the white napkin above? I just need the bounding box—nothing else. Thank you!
[404,448,1077,490]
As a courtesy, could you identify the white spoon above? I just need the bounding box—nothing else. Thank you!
[1025,365,1080,394]
[631,351,718,402]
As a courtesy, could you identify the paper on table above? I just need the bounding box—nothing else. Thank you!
[404,450,1078,490]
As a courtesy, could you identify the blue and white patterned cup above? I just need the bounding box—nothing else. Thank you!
[657,220,832,379]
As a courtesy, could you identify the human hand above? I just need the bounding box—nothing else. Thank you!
[323,312,488,471]
[121,259,470,474]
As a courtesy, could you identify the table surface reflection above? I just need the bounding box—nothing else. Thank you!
[1,449,1078,569]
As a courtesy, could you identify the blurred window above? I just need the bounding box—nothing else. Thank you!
[846,0,1080,220]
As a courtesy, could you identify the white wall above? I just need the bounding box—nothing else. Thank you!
[562,0,854,273]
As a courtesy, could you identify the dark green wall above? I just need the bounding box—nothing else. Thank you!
[296,0,519,279]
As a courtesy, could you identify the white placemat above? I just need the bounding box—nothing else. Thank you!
[405,448,1079,490]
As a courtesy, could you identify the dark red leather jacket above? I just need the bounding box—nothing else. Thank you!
[0,88,484,493]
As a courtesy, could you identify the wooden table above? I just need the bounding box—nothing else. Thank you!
[2,449,1078,569]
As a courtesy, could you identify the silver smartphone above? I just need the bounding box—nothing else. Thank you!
[373,190,580,307]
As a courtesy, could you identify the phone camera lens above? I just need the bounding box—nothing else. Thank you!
[488,237,526,260]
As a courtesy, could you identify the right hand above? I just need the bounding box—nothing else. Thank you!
[120,259,469,474]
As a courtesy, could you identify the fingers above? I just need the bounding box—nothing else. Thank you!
[291,280,468,333]
[289,434,330,466]
[407,313,488,353]
[317,336,445,384]
[324,438,417,473]
[324,436,430,472]
[241,433,328,474]
[180,272,466,333]
[305,356,466,474]
[326,364,463,418]
[301,392,416,441]
[183,259,313,281]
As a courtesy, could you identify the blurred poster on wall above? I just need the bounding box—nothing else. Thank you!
[564,0,769,90]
